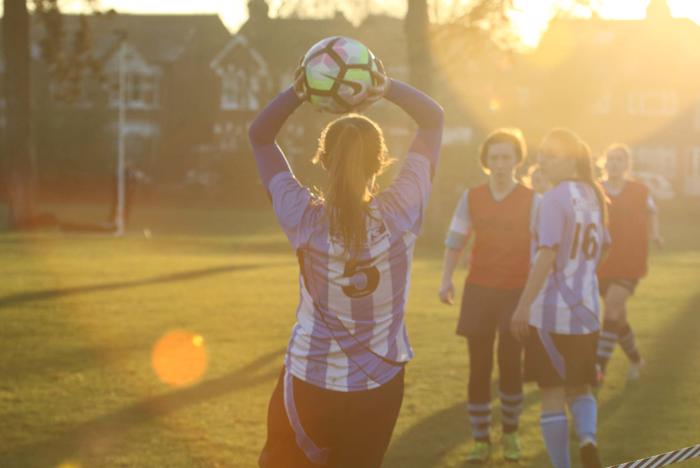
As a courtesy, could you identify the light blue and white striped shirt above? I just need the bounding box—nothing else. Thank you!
[529,181,610,335]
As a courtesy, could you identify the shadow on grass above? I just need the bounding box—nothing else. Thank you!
[3,348,284,467]
[386,291,700,468]
[0,263,268,310]
[517,290,700,467]
[384,386,539,468]
[0,343,148,383]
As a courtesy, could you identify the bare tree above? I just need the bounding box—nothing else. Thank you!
[405,0,432,91]
[272,0,372,24]
[2,0,34,228]
[2,0,100,229]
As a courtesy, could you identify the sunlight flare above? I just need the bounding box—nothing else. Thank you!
[152,330,207,387]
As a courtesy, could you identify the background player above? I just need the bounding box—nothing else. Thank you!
[249,64,443,467]
[439,128,537,463]
[511,128,608,468]
[596,143,663,382]
[525,163,552,194]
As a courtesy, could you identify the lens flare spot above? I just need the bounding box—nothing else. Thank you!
[57,461,81,468]
[489,97,502,112]
[192,334,204,347]
[152,330,207,387]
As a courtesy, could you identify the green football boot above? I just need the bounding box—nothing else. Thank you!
[502,432,522,462]
[465,441,492,464]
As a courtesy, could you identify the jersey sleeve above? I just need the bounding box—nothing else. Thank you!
[444,189,471,250]
[536,191,567,250]
[248,87,302,188]
[268,172,313,248]
[376,153,432,235]
[646,193,658,213]
[384,79,444,171]
[530,194,542,232]
[376,80,443,235]
[603,226,612,248]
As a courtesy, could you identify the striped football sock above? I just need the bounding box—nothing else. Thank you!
[500,391,523,434]
[541,412,571,468]
[468,402,492,442]
[596,320,618,371]
[618,323,641,363]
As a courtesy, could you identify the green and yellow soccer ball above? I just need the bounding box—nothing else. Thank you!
[301,36,381,114]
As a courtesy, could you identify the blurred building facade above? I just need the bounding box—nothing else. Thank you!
[512,0,700,197]
[1,0,699,201]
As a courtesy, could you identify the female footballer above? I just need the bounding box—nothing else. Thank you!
[596,144,663,382]
[249,64,443,467]
[526,163,552,195]
[511,129,608,468]
[439,128,537,463]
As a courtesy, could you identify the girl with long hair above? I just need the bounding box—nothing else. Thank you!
[249,63,443,468]
[511,128,608,468]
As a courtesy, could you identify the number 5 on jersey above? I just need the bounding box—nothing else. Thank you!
[342,259,380,298]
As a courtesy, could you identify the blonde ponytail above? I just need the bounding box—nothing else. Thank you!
[314,114,391,256]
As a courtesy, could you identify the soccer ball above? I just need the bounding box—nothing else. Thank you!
[302,36,381,114]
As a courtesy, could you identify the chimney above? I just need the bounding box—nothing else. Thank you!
[248,0,270,23]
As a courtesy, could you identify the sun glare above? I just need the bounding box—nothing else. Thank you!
[11,1,699,40]
[151,330,207,387]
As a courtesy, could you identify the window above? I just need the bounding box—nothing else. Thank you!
[634,146,677,177]
[105,46,161,110]
[214,120,247,151]
[50,77,93,107]
[109,72,160,109]
[691,148,700,177]
[687,148,700,196]
[627,91,678,117]
[516,86,530,108]
[592,92,612,115]
[221,66,263,111]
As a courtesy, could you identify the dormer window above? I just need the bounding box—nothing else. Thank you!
[627,91,677,117]
[211,35,271,112]
[105,44,161,110]
[221,66,263,110]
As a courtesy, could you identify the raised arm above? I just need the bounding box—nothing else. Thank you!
[375,79,444,234]
[385,79,444,169]
[248,81,313,249]
[247,87,303,187]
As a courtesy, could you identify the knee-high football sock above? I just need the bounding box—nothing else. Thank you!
[596,320,618,371]
[540,412,570,468]
[468,402,492,442]
[500,391,523,434]
[569,394,597,447]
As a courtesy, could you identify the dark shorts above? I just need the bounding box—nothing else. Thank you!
[599,278,640,296]
[457,283,522,337]
[524,327,598,388]
[259,367,404,468]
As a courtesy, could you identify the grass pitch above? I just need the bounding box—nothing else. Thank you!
[1,206,699,467]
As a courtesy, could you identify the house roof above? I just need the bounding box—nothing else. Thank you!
[0,13,231,67]
[233,12,356,74]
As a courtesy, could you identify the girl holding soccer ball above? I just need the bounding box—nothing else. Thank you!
[511,129,608,468]
[249,50,443,467]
